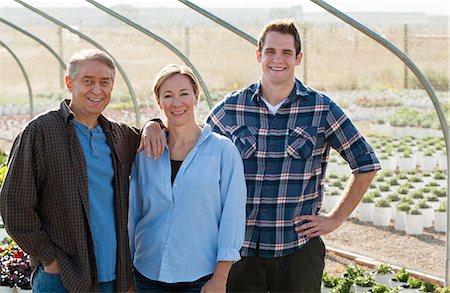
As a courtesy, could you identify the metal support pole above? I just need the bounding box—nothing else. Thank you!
[14,0,141,126]
[0,40,33,117]
[309,0,450,285]
[85,0,214,109]
[403,24,409,89]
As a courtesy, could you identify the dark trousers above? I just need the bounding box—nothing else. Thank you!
[228,237,325,293]
[134,269,212,293]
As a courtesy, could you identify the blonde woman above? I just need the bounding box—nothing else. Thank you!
[129,64,246,293]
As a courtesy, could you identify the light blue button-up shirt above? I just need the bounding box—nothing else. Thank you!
[129,124,247,283]
[73,121,116,282]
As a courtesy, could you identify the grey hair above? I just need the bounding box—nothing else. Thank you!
[66,49,116,80]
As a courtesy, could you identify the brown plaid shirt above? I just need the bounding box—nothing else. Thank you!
[0,100,140,292]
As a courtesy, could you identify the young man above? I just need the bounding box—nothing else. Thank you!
[0,49,140,292]
[144,19,380,292]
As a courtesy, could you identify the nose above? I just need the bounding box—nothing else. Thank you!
[172,96,182,106]
[90,84,102,95]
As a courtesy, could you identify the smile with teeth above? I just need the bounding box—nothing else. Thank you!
[172,110,186,115]
[270,66,286,71]
[87,97,103,103]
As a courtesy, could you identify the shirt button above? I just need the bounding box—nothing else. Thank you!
[270,145,275,150]
[267,165,272,170]
[264,187,269,191]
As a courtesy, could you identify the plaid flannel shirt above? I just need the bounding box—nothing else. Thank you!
[206,79,380,258]
[0,100,140,292]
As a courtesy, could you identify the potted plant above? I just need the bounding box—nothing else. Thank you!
[417,200,434,228]
[358,194,375,222]
[322,272,338,292]
[426,194,440,210]
[373,198,392,226]
[420,281,437,292]
[401,277,422,292]
[405,208,424,235]
[344,264,365,280]
[434,201,447,233]
[372,263,394,286]
[331,277,354,293]
[371,283,395,293]
[354,274,375,292]
[394,202,410,231]
[391,267,410,288]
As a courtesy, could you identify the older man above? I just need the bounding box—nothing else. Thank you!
[0,49,139,292]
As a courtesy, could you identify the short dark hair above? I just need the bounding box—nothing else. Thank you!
[257,19,302,56]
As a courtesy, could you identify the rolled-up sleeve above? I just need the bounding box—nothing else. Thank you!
[217,139,246,262]
[325,100,381,173]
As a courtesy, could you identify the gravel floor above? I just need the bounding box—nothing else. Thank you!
[322,218,445,278]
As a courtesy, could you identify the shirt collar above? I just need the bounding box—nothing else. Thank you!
[60,99,111,132]
[251,78,311,103]
[163,124,212,151]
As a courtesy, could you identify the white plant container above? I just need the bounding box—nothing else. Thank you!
[323,195,341,213]
[394,210,406,231]
[419,208,434,228]
[373,206,392,226]
[418,155,437,171]
[396,157,415,172]
[405,214,424,235]
[357,202,374,222]
[434,211,446,232]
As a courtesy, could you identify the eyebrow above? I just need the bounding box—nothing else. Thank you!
[81,75,111,80]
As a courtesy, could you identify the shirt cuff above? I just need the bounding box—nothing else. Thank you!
[217,248,241,262]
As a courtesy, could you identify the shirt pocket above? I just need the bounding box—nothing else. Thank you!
[229,125,257,159]
[287,126,318,159]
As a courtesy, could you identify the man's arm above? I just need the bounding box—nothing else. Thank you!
[137,119,166,160]
[296,171,377,238]
[0,126,59,266]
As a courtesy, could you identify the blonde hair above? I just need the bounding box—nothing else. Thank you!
[152,64,200,98]
[67,49,115,80]
[258,19,302,56]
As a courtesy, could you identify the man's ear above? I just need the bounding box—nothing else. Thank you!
[296,52,303,65]
[256,49,262,63]
[65,76,72,92]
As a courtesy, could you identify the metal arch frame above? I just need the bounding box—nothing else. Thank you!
[0,18,66,71]
[85,0,214,109]
[13,0,141,126]
[178,0,450,285]
[0,40,33,116]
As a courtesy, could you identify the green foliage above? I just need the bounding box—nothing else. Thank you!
[420,281,437,292]
[355,274,375,287]
[396,202,411,212]
[345,264,366,279]
[407,278,422,289]
[371,283,395,293]
[394,268,409,282]
[386,193,400,202]
[417,200,431,209]
[0,166,7,187]
[409,208,422,215]
[375,198,391,208]
[322,272,337,288]
[437,201,447,213]
[331,278,354,293]
[0,150,7,167]
[374,263,393,275]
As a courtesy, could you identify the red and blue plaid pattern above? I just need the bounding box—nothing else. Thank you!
[206,79,380,258]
